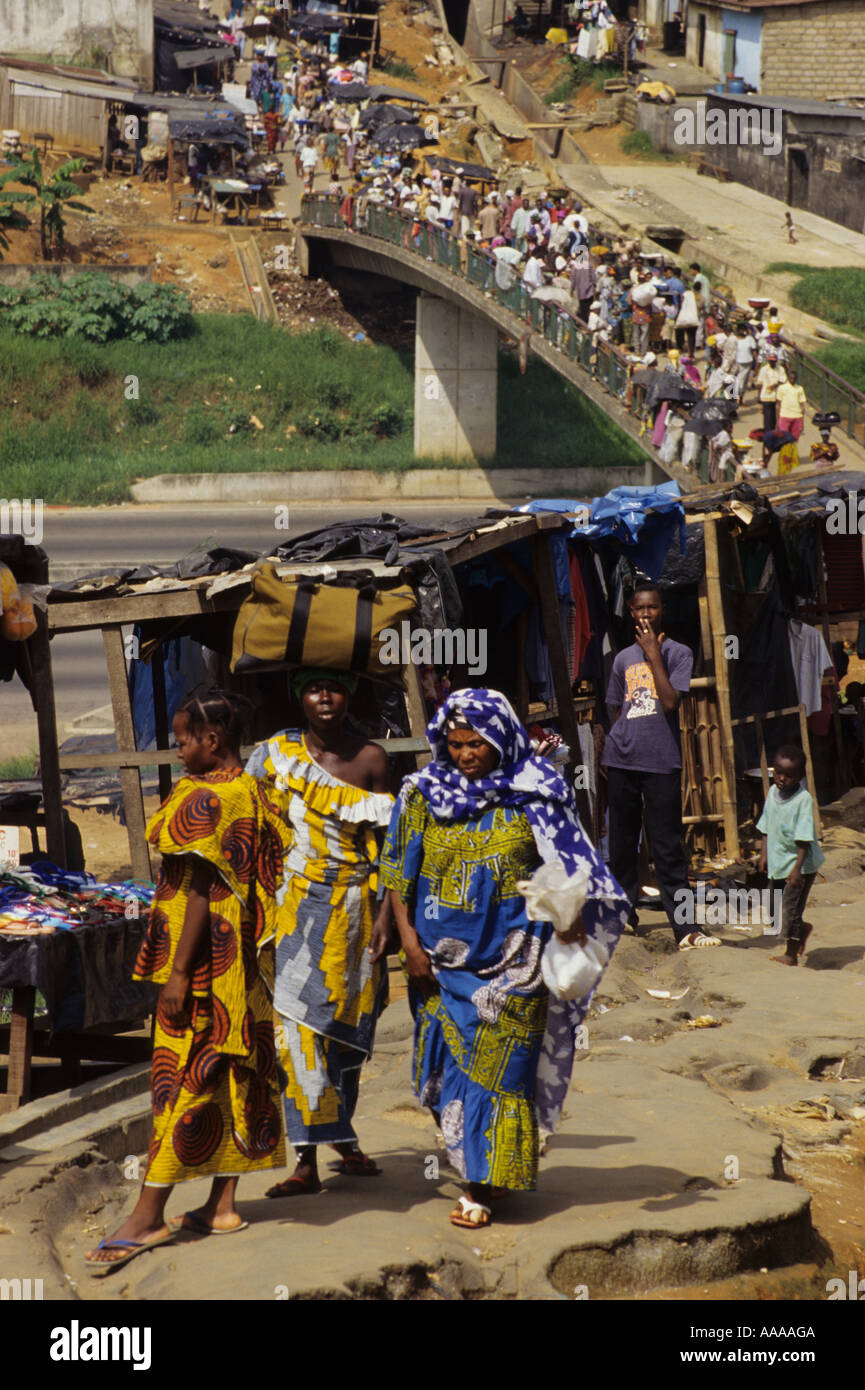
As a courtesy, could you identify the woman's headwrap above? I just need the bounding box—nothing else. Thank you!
[401,688,628,1131]
[290,668,358,702]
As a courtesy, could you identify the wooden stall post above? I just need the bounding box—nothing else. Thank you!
[797,702,822,838]
[403,662,431,769]
[168,137,175,215]
[514,610,529,722]
[2,986,35,1111]
[28,610,67,868]
[754,713,770,798]
[151,643,174,803]
[529,530,593,835]
[103,626,152,881]
[703,517,740,859]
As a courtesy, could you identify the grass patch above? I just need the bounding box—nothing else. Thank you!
[0,314,644,502]
[763,264,865,338]
[620,130,655,156]
[545,56,619,104]
[762,264,865,392]
[0,751,38,779]
[379,58,416,81]
[808,342,865,395]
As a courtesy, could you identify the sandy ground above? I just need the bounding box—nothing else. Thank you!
[4,859,863,1301]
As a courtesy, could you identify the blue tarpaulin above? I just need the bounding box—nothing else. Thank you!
[520,484,687,581]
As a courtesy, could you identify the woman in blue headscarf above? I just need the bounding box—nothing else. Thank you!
[379,689,627,1229]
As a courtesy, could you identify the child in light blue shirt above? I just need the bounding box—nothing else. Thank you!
[757,744,824,966]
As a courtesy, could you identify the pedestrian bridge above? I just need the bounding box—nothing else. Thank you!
[297,195,671,482]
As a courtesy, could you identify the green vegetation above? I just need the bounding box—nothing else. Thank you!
[619,129,683,163]
[764,264,865,336]
[0,752,38,779]
[379,58,417,81]
[0,315,644,503]
[620,130,655,156]
[2,150,93,260]
[545,55,620,105]
[0,165,31,260]
[764,263,865,392]
[0,272,193,343]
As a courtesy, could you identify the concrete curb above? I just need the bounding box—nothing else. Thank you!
[0,1062,151,1153]
[129,467,642,505]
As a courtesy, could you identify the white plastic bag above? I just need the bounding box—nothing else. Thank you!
[517,860,608,1002]
[541,933,609,1002]
[517,859,589,936]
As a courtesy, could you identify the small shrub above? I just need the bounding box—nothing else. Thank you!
[295,408,341,440]
[66,338,109,385]
[0,273,192,342]
[182,407,221,445]
[621,130,655,156]
[366,402,404,438]
[379,58,416,81]
[127,282,193,343]
[125,396,159,427]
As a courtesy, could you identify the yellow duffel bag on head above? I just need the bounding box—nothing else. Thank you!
[230,562,417,683]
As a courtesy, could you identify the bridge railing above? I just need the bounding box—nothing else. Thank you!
[301,194,647,439]
[301,194,865,476]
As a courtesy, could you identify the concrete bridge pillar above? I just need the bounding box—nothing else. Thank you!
[413,292,498,460]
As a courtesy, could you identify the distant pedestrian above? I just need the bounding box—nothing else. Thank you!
[776,369,807,440]
[758,745,824,966]
[756,349,786,432]
[300,139,318,190]
[784,211,798,243]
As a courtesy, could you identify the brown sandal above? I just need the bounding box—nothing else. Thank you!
[449,1195,492,1229]
[265,1174,322,1198]
[335,1152,381,1176]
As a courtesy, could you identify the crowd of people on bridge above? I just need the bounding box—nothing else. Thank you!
[305,154,842,483]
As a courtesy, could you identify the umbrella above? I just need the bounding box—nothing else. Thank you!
[359,104,415,130]
[645,371,701,412]
[631,367,663,389]
[690,397,738,420]
[684,397,738,434]
[683,416,730,438]
[368,122,431,151]
[531,286,571,304]
[493,246,522,265]
[330,81,369,102]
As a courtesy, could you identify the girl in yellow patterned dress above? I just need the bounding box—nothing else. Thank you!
[86,691,290,1273]
[245,669,394,1197]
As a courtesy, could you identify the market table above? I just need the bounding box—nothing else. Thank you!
[0,916,156,1112]
[205,177,262,224]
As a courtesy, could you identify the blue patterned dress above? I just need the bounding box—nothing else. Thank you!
[381,787,550,1189]
[380,688,628,1192]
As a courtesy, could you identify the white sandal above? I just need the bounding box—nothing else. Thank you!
[678,931,722,951]
[449,1195,492,1229]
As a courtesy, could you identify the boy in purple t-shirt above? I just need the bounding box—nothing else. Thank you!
[602,582,719,950]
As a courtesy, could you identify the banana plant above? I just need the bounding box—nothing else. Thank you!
[6,148,94,260]
[0,164,33,259]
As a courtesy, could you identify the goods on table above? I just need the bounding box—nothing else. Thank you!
[0,861,152,936]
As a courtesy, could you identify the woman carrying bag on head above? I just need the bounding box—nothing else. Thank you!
[379,689,628,1230]
[245,669,395,1198]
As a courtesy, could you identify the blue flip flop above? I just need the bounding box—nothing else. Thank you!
[85,1230,175,1276]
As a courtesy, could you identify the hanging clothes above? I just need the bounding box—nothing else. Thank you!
[788,619,833,717]
[568,550,591,680]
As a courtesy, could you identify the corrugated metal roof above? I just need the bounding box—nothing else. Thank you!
[0,56,137,93]
[711,92,865,121]
[173,47,234,70]
[695,1,841,10]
